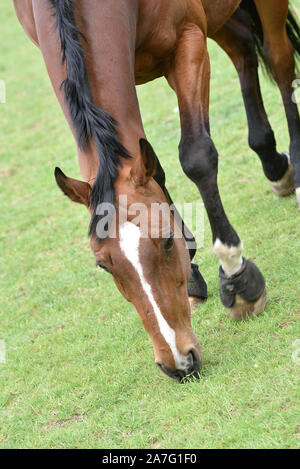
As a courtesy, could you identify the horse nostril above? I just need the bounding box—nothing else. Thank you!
[187,350,201,375]
[187,351,194,366]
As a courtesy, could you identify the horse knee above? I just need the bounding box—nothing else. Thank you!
[179,137,218,183]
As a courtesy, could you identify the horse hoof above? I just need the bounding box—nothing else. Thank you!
[226,289,267,321]
[219,258,267,321]
[269,153,295,197]
[189,296,206,314]
[188,263,207,302]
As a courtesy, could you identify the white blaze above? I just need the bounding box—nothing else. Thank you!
[119,222,189,370]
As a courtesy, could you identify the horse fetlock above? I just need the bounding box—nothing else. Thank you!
[269,152,295,197]
[219,258,267,321]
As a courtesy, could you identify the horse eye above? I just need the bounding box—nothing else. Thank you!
[163,235,174,252]
[96,262,110,273]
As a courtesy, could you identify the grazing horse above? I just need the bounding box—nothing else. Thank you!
[14,0,300,382]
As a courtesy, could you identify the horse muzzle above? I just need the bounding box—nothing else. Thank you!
[157,349,201,383]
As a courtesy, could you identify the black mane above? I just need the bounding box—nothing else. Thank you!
[49,0,131,236]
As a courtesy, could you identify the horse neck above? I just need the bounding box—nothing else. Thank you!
[73,1,145,185]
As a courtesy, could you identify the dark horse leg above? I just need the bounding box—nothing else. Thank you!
[211,8,294,196]
[166,24,266,320]
[253,0,300,206]
[254,0,300,206]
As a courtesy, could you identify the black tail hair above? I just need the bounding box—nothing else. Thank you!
[49,0,131,236]
[240,0,300,81]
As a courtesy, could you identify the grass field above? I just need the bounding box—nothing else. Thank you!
[0,1,299,449]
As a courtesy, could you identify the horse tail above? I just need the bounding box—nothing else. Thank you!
[49,0,131,236]
[239,0,300,81]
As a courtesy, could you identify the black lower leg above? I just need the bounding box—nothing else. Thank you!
[241,68,288,181]
[281,87,300,189]
[212,12,288,182]
[179,131,240,247]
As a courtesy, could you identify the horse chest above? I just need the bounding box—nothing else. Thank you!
[134,49,172,85]
[135,27,177,84]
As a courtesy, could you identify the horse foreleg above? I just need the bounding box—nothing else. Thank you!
[211,10,294,196]
[254,0,300,207]
[166,24,266,320]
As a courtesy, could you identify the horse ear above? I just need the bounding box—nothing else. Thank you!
[54,167,91,206]
[130,139,157,186]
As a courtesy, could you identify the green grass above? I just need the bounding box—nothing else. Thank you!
[0,1,300,449]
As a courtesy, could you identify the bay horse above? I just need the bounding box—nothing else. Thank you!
[14,0,300,382]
